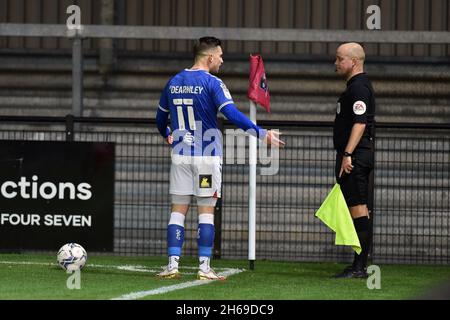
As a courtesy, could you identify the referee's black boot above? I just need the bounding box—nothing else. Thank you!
[333,267,368,279]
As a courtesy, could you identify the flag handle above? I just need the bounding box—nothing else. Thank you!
[248,100,257,270]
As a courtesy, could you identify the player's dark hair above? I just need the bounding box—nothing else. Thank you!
[194,37,222,60]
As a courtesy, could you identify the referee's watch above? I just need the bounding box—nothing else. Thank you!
[343,151,353,157]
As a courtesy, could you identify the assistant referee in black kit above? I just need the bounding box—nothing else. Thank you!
[333,42,375,279]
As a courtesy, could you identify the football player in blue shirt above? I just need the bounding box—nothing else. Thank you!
[156,36,284,280]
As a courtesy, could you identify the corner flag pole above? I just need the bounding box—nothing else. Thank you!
[249,100,257,271]
[247,54,269,271]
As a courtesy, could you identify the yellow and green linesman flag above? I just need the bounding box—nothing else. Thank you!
[315,183,361,254]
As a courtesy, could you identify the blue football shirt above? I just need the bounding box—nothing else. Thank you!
[158,69,233,156]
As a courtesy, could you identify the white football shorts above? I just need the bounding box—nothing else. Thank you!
[169,154,222,198]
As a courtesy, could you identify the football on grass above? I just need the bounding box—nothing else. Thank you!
[57,243,87,271]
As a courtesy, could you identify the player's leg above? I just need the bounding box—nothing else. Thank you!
[168,201,190,272]
[194,156,225,280]
[157,197,190,279]
[157,155,194,279]
[195,198,225,280]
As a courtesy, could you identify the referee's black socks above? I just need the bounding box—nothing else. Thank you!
[352,216,372,271]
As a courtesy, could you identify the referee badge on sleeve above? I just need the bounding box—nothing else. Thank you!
[199,175,212,188]
[353,101,367,115]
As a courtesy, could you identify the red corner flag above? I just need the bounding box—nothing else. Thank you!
[247,54,270,113]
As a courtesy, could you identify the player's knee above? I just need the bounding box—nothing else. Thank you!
[171,195,191,214]
[196,196,217,207]
[171,195,191,205]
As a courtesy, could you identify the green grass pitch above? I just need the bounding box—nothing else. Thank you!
[1,253,449,300]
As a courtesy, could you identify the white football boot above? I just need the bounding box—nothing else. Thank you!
[156,266,181,279]
[197,268,226,281]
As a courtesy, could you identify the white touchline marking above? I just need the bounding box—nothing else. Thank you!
[116,265,196,275]
[0,261,221,272]
[0,261,53,266]
[111,268,245,300]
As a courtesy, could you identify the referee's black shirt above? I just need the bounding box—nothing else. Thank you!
[333,72,375,153]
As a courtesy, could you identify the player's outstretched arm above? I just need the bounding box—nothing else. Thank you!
[220,104,285,147]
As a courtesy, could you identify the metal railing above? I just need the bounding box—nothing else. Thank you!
[1,116,449,265]
[1,23,449,118]
[2,23,449,42]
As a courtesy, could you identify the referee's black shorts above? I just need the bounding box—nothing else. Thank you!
[335,148,374,207]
